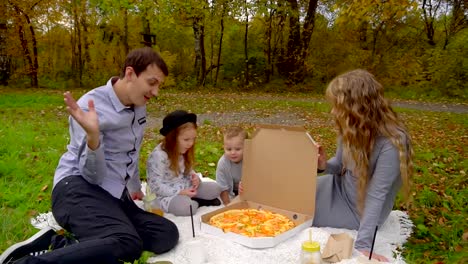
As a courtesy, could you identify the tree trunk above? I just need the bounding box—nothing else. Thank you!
[277,0,301,83]
[209,6,215,85]
[370,21,385,66]
[358,20,369,50]
[122,7,129,54]
[200,24,206,86]
[444,0,467,49]
[193,16,206,86]
[449,0,467,35]
[264,6,275,84]
[81,13,91,70]
[298,0,318,75]
[274,3,287,78]
[214,4,226,86]
[11,2,38,87]
[72,0,82,86]
[142,15,152,47]
[276,0,318,84]
[210,30,214,84]
[243,0,249,86]
[0,0,10,85]
[17,24,34,87]
[422,0,440,46]
[26,14,39,88]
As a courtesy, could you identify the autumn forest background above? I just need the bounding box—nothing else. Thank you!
[1,0,467,98]
[0,0,467,263]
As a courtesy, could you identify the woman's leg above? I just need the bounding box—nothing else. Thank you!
[312,174,360,230]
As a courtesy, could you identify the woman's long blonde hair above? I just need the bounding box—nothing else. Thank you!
[326,69,413,212]
[162,122,196,176]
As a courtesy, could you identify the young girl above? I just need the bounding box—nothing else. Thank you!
[147,110,222,216]
[313,69,413,262]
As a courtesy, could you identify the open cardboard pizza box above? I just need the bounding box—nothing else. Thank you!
[200,125,318,248]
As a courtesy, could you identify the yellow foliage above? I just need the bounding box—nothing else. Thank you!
[160,50,178,87]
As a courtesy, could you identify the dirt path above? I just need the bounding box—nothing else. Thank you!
[218,94,468,114]
[390,101,468,114]
[147,93,466,130]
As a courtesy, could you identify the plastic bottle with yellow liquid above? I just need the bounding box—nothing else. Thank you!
[300,229,321,264]
[143,184,164,217]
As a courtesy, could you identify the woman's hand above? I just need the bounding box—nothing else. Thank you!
[191,173,200,189]
[317,144,327,171]
[180,187,197,197]
[359,249,389,262]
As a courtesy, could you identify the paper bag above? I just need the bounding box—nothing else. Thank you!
[322,233,354,263]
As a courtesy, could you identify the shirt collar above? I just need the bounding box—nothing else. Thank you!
[106,77,129,112]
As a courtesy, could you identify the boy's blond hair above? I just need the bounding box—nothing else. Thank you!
[224,126,247,140]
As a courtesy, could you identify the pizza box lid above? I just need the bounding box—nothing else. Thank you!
[239,125,318,216]
[200,125,318,248]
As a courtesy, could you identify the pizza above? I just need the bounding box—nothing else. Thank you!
[209,208,295,237]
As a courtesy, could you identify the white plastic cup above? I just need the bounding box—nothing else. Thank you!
[185,238,207,264]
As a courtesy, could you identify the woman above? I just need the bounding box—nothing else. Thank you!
[314,69,413,262]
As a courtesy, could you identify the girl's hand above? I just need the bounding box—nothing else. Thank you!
[358,250,389,262]
[130,190,144,200]
[191,173,200,189]
[317,144,327,171]
[180,187,197,197]
[64,92,100,150]
[238,181,244,194]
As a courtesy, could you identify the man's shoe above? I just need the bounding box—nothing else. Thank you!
[50,233,78,250]
[0,227,56,263]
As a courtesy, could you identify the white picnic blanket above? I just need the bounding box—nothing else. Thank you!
[32,207,412,264]
[31,181,413,264]
[142,206,412,264]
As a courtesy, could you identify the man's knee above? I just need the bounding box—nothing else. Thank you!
[153,221,179,254]
[117,234,144,261]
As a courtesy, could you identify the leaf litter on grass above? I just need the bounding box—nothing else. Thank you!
[0,89,467,263]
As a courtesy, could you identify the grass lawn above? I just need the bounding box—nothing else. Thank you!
[0,87,466,263]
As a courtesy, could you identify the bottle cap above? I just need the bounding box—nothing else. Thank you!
[302,241,320,252]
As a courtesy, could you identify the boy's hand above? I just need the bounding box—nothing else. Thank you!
[238,181,244,194]
[180,187,197,197]
[191,173,200,189]
[64,91,100,150]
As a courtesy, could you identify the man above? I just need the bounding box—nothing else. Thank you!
[1,47,179,264]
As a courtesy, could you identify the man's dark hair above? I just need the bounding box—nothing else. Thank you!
[120,47,169,78]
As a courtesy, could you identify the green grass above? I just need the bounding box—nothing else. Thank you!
[0,92,68,249]
[0,87,466,263]
[385,85,468,103]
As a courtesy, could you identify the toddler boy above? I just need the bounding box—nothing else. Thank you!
[216,126,247,205]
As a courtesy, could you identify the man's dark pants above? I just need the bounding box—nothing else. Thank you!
[20,176,179,264]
